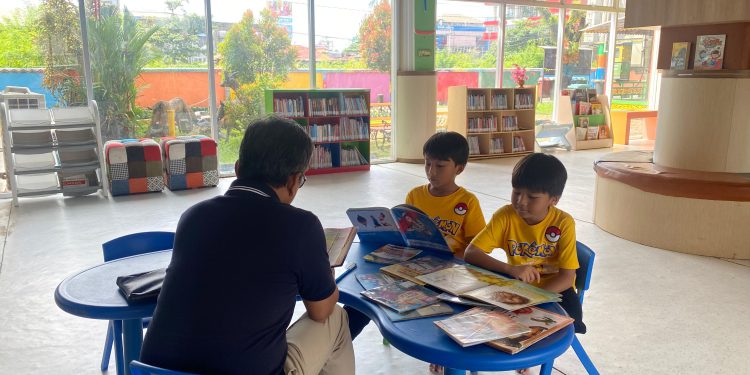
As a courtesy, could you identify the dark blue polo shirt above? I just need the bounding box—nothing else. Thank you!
[141,178,335,375]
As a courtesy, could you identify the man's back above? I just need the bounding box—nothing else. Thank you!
[141,180,334,375]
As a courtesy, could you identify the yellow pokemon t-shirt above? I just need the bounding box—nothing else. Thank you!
[470,205,578,288]
[405,185,486,257]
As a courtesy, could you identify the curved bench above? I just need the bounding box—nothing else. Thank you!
[592,151,750,259]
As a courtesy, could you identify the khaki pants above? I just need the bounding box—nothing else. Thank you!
[284,305,355,375]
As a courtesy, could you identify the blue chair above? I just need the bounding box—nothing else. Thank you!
[100,232,175,373]
[572,241,600,375]
[130,360,197,375]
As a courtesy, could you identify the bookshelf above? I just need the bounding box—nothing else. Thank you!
[555,90,614,151]
[264,89,370,175]
[447,86,536,159]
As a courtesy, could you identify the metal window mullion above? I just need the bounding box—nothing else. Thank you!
[204,0,219,142]
[78,0,94,104]
[551,6,565,121]
[309,0,316,88]
[604,12,616,104]
[495,3,507,87]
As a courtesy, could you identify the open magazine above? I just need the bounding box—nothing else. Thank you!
[324,227,356,267]
[346,204,450,252]
[485,306,574,354]
[416,264,561,311]
[434,307,530,347]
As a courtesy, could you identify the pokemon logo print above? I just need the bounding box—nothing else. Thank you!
[544,226,561,243]
[508,240,556,258]
[433,216,461,236]
[454,203,468,215]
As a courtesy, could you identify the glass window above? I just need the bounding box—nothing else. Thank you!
[564,0,614,6]
[611,22,654,110]
[315,0,393,163]
[502,5,559,121]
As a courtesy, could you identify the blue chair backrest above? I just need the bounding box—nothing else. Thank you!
[575,241,595,305]
[130,360,197,375]
[102,231,175,262]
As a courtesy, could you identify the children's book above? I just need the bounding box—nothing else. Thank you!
[379,256,457,285]
[346,204,451,252]
[485,306,574,354]
[434,307,531,347]
[324,227,356,267]
[416,265,561,311]
[670,42,690,70]
[360,280,441,314]
[363,244,422,264]
[436,292,494,308]
[693,34,725,70]
[381,302,454,322]
[597,125,609,139]
[585,126,599,140]
[590,103,603,115]
[356,272,398,290]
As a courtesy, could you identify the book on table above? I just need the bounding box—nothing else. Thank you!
[356,272,398,290]
[416,264,561,311]
[434,307,531,347]
[324,227,356,267]
[360,280,441,314]
[379,256,457,285]
[485,306,574,354]
[357,272,453,320]
[363,244,423,264]
[346,204,450,253]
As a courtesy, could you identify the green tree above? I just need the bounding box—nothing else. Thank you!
[145,13,204,66]
[0,7,44,68]
[358,0,391,72]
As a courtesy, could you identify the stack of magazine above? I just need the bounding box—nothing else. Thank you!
[357,274,454,321]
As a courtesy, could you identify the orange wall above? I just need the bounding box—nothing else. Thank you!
[280,71,323,89]
[135,70,226,108]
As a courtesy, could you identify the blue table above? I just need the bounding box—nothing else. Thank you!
[54,250,171,375]
[338,243,575,375]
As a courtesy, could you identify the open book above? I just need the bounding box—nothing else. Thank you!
[416,265,561,311]
[379,256,457,285]
[360,280,441,314]
[485,306,574,354]
[346,204,450,252]
[434,307,531,347]
[324,227,356,267]
[356,272,453,321]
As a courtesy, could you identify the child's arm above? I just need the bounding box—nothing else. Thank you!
[464,244,541,284]
[539,268,575,293]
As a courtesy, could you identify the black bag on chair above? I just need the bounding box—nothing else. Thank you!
[116,268,166,303]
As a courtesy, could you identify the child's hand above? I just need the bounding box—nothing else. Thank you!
[511,265,541,284]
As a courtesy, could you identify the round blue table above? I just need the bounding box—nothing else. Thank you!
[54,250,172,375]
[338,243,575,375]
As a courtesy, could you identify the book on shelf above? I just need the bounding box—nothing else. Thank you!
[491,93,508,109]
[434,307,531,347]
[467,93,486,110]
[468,136,480,155]
[324,227,356,267]
[590,103,603,115]
[308,96,341,116]
[340,146,368,167]
[356,272,398,290]
[578,101,591,116]
[273,97,305,117]
[586,126,599,140]
[514,93,534,109]
[339,117,369,140]
[360,280,441,314]
[693,34,725,70]
[363,244,423,264]
[346,204,451,252]
[484,306,574,354]
[341,95,368,115]
[501,116,518,131]
[511,136,526,153]
[670,42,690,70]
[577,116,589,128]
[379,256,457,285]
[415,264,561,311]
[468,116,497,133]
[490,137,504,154]
[311,144,333,169]
[597,125,609,139]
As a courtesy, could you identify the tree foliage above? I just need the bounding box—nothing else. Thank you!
[145,13,204,66]
[0,7,44,68]
[358,0,391,72]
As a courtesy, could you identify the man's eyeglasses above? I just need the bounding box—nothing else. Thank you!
[299,174,307,188]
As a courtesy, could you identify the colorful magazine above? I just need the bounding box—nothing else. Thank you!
[360,281,441,314]
[693,34,725,70]
[485,306,574,354]
[363,244,423,264]
[346,204,451,252]
[670,42,689,70]
[436,293,494,308]
[381,302,454,322]
[324,227,356,267]
[379,256,456,285]
[417,265,561,310]
[356,272,397,290]
[434,307,531,347]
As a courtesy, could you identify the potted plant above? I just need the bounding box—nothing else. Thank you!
[511,64,528,88]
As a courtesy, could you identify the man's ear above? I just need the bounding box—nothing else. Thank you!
[285,173,298,193]
[234,161,240,177]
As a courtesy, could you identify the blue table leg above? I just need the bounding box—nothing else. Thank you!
[540,360,554,375]
[122,318,144,375]
[444,368,466,375]
[113,320,124,375]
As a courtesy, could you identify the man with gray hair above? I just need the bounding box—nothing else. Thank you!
[142,117,354,375]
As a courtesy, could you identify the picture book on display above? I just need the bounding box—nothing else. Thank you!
[363,244,422,264]
[360,280,441,314]
[434,307,531,347]
[670,42,690,70]
[346,204,451,252]
[324,227,356,267]
[694,34,725,70]
[485,306,574,354]
[379,256,457,285]
[416,265,561,311]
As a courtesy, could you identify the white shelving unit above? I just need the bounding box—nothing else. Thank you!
[0,101,108,206]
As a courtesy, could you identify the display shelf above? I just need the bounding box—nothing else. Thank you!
[554,91,614,151]
[264,89,371,175]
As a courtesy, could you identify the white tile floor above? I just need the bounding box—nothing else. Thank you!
[0,145,748,374]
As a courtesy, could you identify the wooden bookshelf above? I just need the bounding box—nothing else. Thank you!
[447,86,536,159]
[555,91,614,151]
[264,89,370,175]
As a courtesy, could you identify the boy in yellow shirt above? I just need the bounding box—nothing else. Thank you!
[405,131,486,258]
[465,153,586,334]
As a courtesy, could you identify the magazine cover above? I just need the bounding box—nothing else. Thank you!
[381,302,454,322]
[434,307,531,347]
[436,293,494,308]
[356,272,397,290]
[670,42,689,70]
[391,205,450,252]
[363,244,423,264]
[380,256,456,285]
[346,207,406,246]
[346,205,450,252]
[461,283,560,311]
[485,306,574,354]
[360,281,441,314]
[416,265,493,295]
[693,34,725,70]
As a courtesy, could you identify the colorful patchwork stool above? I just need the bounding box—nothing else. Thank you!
[104,139,165,196]
[161,135,219,190]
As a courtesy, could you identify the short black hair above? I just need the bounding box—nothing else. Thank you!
[511,153,567,197]
[423,132,469,165]
[236,116,312,187]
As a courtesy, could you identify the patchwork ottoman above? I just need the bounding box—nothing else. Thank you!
[161,135,219,190]
[105,139,165,196]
